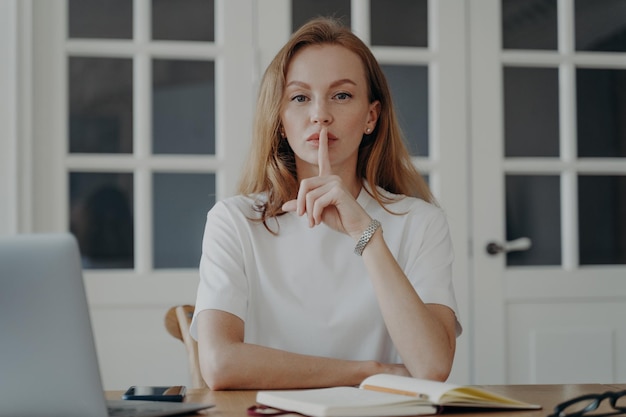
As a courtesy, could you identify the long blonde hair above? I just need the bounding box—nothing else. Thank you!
[238,17,433,224]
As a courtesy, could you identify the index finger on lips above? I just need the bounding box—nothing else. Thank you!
[318,127,331,177]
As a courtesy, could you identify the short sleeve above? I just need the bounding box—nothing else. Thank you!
[190,201,249,340]
[403,207,462,336]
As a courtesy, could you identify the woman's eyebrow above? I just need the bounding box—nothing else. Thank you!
[285,78,358,89]
[330,78,357,88]
[285,80,309,89]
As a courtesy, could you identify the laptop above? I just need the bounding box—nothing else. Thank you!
[0,233,213,417]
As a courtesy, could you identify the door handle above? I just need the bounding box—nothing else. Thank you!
[486,237,532,255]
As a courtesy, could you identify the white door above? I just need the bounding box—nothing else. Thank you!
[471,0,626,383]
[26,0,255,389]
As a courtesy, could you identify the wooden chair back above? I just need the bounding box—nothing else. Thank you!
[164,304,207,388]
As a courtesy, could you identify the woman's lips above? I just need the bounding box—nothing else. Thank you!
[306,132,337,142]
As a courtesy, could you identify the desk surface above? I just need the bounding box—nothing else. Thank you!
[107,383,626,416]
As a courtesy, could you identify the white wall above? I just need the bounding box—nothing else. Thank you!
[0,0,18,235]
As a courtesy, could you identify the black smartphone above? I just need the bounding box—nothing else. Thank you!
[122,385,186,402]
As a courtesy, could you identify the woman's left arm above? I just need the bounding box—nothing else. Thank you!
[360,227,457,381]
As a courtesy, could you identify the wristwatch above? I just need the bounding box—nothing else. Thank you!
[354,219,381,256]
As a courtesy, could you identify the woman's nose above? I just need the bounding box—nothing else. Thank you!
[310,101,332,125]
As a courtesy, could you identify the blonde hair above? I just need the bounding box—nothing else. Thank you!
[238,17,433,224]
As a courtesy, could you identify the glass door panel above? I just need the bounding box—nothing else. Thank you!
[152,59,215,155]
[503,66,559,157]
[382,65,429,156]
[68,0,133,39]
[574,0,626,52]
[69,57,133,154]
[501,0,558,50]
[576,68,626,158]
[152,0,215,41]
[505,175,561,266]
[370,0,428,47]
[578,175,626,265]
[69,172,134,269]
[152,173,216,268]
[291,0,351,30]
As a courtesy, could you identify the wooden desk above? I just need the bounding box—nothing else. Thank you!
[107,383,626,416]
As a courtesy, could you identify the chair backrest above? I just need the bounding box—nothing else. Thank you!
[164,305,207,388]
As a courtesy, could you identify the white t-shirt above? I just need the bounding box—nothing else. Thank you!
[191,185,461,364]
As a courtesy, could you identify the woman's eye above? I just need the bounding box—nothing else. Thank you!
[334,92,352,100]
[291,95,308,103]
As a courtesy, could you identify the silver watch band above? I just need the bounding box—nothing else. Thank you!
[354,219,381,256]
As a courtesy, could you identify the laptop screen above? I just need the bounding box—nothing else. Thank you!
[0,233,109,417]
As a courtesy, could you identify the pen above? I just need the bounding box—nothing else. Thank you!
[361,384,429,400]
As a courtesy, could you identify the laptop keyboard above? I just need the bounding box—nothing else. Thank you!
[106,399,212,417]
[108,404,171,417]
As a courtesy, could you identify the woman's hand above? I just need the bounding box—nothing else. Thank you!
[282,127,371,240]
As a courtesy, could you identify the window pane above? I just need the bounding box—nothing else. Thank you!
[371,0,427,47]
[68,0,132,39]
[579,175,626,265]
[382,65,429,157]
[152,0,215,41]
[504,67,559,157]
[506,175,561,265]
[69,57,133,154]
[153,173,216,268]
[502,0,558,50]
[291,0,351,32]
[69,172,134,269]
[152,60,215,155]
[575,0,626,52]
[577,68,626,157]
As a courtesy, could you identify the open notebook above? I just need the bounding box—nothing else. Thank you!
[255,374,541,416]
[0,233,213,417]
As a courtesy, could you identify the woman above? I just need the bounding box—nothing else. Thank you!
[191,17,461,390]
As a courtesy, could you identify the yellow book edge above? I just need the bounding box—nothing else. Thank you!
[359,374,541,410]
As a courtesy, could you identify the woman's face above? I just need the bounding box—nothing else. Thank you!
[280,44,380,179]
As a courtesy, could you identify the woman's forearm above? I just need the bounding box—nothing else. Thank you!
[201,341,384,390]
[361,229,457,381]
[196,310,407,390]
